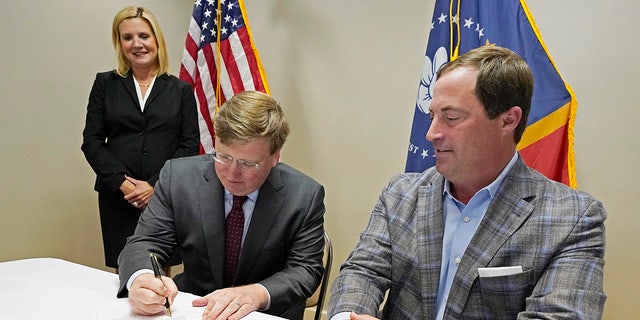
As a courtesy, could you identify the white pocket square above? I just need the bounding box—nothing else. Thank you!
[477,266,523,277]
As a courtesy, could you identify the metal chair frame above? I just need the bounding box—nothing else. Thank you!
[306,231,333,320]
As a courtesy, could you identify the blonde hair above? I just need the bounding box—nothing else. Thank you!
[214,91,290,154]
[111,6,169,77]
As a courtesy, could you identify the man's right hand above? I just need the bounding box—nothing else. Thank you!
[128,273,178,316]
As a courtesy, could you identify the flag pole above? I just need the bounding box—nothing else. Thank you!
[448,0,461,60]
[215,1,223,111]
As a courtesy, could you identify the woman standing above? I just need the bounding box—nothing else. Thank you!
[82,6,199,272]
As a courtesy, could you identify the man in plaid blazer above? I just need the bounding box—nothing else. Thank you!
[328,46,606,320]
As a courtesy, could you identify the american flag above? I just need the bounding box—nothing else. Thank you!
[180,0,269,154]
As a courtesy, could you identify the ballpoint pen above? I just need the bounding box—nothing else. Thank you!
[149,253,173,317]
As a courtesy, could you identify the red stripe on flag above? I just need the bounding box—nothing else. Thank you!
[519,125,570,185]
[236,27,265,92]
[195,83,214,137]
[180,35,199,86]
[220,39,245,93]
[201,44,220,99]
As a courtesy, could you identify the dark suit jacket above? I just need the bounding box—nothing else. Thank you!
[117,155,326,320]
[81,71,199,193]
[328,156,607,319]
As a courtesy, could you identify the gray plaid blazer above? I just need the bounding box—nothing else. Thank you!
[328,156,606,320]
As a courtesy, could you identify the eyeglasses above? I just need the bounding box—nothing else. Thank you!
[211,150,263,173]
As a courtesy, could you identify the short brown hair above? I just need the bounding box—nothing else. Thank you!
[437,45,533,143]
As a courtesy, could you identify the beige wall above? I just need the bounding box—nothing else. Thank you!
[0,1,637,319]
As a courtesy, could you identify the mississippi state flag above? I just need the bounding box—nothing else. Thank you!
[405,0,577,187]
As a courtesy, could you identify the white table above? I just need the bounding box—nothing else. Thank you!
[0,258,285,319]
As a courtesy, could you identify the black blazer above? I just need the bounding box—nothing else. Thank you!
[82,71,199,193]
